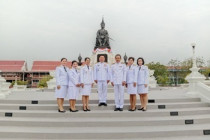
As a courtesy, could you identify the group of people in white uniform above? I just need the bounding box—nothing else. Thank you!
[55,54,149,113]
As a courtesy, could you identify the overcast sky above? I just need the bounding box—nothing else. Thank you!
[0,0,210,68]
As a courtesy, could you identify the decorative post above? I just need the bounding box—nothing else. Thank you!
[185,43,205,95]
[78,53,82,66]
[15,76,17,86]
[123,53,127,64]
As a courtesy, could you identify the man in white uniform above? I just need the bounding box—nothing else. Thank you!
[111,54,126,111]
[94,55,111,106]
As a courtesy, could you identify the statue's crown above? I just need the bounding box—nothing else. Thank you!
[101,17,105,26]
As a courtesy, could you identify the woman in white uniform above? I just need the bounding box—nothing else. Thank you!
[126,57,137,111]
[136,57,149,111]
[55,58,69,113]
[80,57,94,111]
[67,60,80,112]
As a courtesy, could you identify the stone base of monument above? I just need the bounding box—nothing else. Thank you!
[90,48,115,66]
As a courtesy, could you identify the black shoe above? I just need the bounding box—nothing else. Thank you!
[114,108,119,111]
[58,109,66,113]
[142,108,147,111]
[103,103,107,106]
[128,109,135,112]
[119,108,123,111]
[138,107,144,111]
[86,108,91,111]
[69,109,78,112]
[83,109,87,112]
[128,109,133,111]
[98,103,103,106]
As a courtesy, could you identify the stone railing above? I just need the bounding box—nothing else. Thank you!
[185,44,210,102]
[0,70,11,99]
[193,81,210,102]
[12,84,27,91]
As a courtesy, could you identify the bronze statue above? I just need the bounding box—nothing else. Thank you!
[95,18,110,49]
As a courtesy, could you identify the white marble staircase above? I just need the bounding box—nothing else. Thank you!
[0,88,210,140]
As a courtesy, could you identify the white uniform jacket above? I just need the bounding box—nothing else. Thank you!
[111,62,126,85]
[94,62,111,81]
[55,66,69,86]
[136,65,149,85]
[68,68,80,87]
[126,65,137,84]
[80,65,94,85]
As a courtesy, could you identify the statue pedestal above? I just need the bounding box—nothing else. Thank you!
[90,48,115,66]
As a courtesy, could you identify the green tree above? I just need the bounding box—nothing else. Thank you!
[201,68,210,80]
[38,75,53,88]
[11,80,28,86]
[147,62,169,86]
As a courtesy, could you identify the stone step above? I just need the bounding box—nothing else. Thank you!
[1,90,210,140]
[1,136,210,140]
[0,124,210,139]
[0,102,209,110]
[2,113,210,121]
[0,114,210,127]
[1,107,210,118]
[0,98,201,104]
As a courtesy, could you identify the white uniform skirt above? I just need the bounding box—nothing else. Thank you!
[55,85,68,98]
[80,84,92,96]
[137,84,148,94]
[127,83,137,95]
[67,86,79,100]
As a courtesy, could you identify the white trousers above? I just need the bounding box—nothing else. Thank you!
[114,84,124,108]
[97,81,107,103]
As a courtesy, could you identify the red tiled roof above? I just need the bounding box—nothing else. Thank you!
[31,61,72,72]
[33,61,61,66]
[0,60,25,65]
[0,60,25,72]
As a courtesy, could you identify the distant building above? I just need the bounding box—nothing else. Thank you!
[0,60,27,82]
[167,66,209,85]
[0,60,72,88]
[29,61,72,87]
